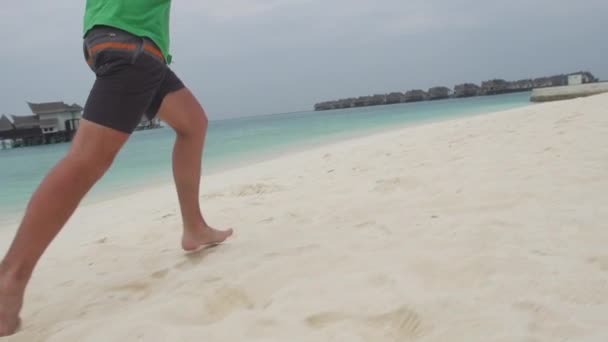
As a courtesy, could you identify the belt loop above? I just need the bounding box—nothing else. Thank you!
[83,40,89,60]
[83,40,94,70]
[132,37,145,64]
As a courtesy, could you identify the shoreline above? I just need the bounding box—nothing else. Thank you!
[0,100,534,229]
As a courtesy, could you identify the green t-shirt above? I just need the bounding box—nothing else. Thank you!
[83,0,173,64]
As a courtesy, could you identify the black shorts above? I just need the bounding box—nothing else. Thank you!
[82,26,185,133]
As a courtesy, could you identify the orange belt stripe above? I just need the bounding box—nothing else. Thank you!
[87,41,164,64]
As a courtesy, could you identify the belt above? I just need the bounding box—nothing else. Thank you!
[86,40,165,66]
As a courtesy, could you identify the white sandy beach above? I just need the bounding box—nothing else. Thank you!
[1,94,608,341]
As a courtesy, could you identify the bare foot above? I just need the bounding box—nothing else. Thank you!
[0,279,24,337]
[182,224,233,252]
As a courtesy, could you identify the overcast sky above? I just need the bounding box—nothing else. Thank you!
[1,1,606,119]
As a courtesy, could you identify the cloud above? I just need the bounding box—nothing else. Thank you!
[0,0,607,117]
[175,0,311,21]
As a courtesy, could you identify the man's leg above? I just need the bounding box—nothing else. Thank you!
[0,120,130,337]
[157,88,233,251]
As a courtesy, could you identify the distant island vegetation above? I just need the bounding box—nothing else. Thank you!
[314,71,598,111]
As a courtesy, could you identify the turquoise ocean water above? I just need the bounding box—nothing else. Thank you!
[0,92,532,225]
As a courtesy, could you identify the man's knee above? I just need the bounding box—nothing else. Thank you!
[175,109,208,139]
[159,88,209,139]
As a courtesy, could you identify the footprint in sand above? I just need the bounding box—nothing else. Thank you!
[374,178,402,192]
[201,192,226,200]
[161,213,176,219]
[151,268,170,279]
[352,166,370,174]
[367,274,394,287]
[305,306,425,340]
[555,112,584,125]
[284,211,312,224]
[513,300,581,336]
[232,183,283,197]
[107,280,152,302]
[587,256,608,272]
[206,287,255,318]
[203,275,223,283]
[59,280,75,289]
[258,217,275,224]
[263,244,320,259]
[355,221,376,228]
[353,221,391,236]
[306,312,348,328]
[174,287,255,326]
[374,177,418,193]
[104,267,172,303]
